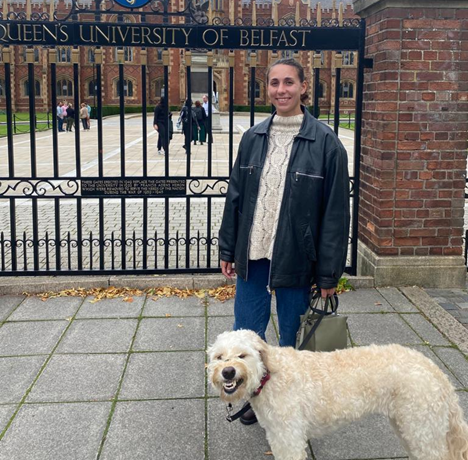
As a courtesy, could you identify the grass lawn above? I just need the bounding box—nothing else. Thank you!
[0,112,52,137]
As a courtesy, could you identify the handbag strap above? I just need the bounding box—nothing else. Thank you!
[298,295,336,351]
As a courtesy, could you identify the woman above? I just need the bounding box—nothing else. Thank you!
[193,100,207,145]
[219,58,350,424]
[153,97,171,155]
[79,103,89,131]
[179,100,199,150]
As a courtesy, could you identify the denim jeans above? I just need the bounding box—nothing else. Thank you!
[233,259,310,347]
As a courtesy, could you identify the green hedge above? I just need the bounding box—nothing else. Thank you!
[232,105,273,113]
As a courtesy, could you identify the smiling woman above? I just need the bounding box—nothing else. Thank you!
[219,57,350,425]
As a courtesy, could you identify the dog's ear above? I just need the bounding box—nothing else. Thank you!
[253,334,279,374]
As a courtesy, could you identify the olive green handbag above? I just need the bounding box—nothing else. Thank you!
[296,291,348,352]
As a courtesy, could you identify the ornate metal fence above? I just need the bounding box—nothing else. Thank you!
[0,0,366,276]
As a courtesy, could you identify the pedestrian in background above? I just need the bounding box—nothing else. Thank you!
[61,101,68,129]
[194,100,207,145]
[179,100,199,151]
[56,102,65,132]
[202,94,213,144]
[153,97,171,155]
[80,103,89,131]
[65,103,75,132]
[86,104,91,129]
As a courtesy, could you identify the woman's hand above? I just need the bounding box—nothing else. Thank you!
[221,261,234,279]
[321,287,336,298]
[153,124,158,131]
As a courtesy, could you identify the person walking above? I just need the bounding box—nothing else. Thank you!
[179,100,199,151]
[61,101,68,129]
[202,94,213,144]
[194,100,207,145]
[153,97,171,155]
[86,104,91,129]
[56,102,65,132]
[80,103,89,131]
[219,58,350,425]
[65,103,75,132]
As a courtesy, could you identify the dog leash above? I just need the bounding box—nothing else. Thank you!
[226,373,270,423]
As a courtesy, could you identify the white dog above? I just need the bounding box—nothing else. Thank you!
[208,329,468,460]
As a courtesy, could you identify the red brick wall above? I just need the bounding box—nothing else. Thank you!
[359,7,468,257]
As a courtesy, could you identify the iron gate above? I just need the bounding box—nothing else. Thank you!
[0,0,365,276]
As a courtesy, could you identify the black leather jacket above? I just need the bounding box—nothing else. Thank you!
[219,108,350,290]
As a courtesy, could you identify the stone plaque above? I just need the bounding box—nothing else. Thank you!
[81,178,186,197]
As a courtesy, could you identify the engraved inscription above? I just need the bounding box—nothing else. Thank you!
[81,178,186,197]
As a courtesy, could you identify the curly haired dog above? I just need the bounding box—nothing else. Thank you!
[208,329,468,460]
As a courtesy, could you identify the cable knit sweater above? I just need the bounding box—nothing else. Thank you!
[249,113,304,261]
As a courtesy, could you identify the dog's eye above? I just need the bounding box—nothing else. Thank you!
[238,354,246,359]
[216,355,223,360]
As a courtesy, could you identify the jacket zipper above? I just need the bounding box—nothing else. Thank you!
[266,136,300,294]
[295,172,324,181]
[240,165,254,175]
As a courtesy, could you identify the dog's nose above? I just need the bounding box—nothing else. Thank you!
[222,366,236,380]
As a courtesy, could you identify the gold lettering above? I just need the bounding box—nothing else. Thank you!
[220,28,228,46]
[43,24,57,42]
[79,24,93,43]
[260,29,268,47]
[59,25,68,43]
[111,25,116,44]
[131,27,141,45]
[0,24,8,42]
[270,29,278,46]
[32,24,42,42]
[240,29,249,47]
[141,26,152,45]
[162,27,166,45]
[251,29,260,47]
[169,27,177,45]
[23,24,33,42]
[289,30,298,48]
[181,28,192,46]
[95,26,110,44]
[202,28,219,46]
[297,30,310,47]
[152,28,162,45]
[117,25,130,43]
[277,30,288,47]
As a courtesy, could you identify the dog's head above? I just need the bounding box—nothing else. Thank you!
[207,330,269,403]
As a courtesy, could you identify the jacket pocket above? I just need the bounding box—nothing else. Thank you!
[301,224,317,262]
[293,171,324,181]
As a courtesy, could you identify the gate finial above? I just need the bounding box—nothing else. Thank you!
[49,0,54,20]
[317,2,322,26]
[295,0,299,24]
[2,0,8,17]
[272,1,278,26]
[26,0,31,19]
[252,0,256,26]
[339,2,343,26]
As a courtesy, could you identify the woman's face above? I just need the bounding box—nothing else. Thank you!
[267,64,307,117]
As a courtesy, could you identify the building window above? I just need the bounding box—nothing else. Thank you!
[340,81,354,99]
[88,80,98,97]
[57,79,73,97]
[343,52,355,66]
[154,78,164,98]
[318,82,325,98]
[56,47,71,63]
[88,49,95,63]
[114,47,133,62]
[22,47,40,63]
[281,50,294,59]
[156,49,163,61]
[115,79,134,98]
[23,79,41,97]
[0,78,4,97]
[248,79,262,101]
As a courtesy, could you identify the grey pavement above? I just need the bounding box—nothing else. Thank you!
[1,286,468,459]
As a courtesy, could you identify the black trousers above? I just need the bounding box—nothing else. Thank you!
[157,124,169,152]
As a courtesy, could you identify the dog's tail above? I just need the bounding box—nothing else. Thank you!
[447,394,468,460]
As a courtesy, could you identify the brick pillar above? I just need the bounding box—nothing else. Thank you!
[353,0,468,287]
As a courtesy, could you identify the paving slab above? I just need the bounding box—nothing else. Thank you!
[0,405,17,433]
[0,296,25,322]
[208,399,315,460]
[339,289,394,313]
[56,319,138,354]
[76,296,145,319]
[0,402,111,460]
[0,356,47,403]
[101,399,205,460]
[143,294,205,317]
[0,321,68,356]
[27,354,127,402]
[119,351,205,400]
[207,297,234,316]
[311,414,407,460]
[401,313,451,346]
[432,347,468,389]
[8,296,83,321]
[133,317,205,351]
[347,313,423,346]
[377,287,418,313]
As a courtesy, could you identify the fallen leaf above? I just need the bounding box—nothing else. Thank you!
[123,297,134,303]
[165,313,172,318]
[177,324,183,328]
[375,302,382,306]
[264,452,273,456]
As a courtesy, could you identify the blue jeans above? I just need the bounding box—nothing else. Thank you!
[233,259,310,347]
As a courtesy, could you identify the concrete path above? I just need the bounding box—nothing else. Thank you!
[0,285,467,459]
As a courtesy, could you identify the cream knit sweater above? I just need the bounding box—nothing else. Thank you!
[249,113,304,261]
